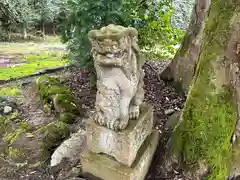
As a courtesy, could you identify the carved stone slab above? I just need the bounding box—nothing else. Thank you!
[86,104,154,167]
[80,130,159,180]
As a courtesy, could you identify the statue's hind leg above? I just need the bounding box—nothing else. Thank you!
[118,97,132,130]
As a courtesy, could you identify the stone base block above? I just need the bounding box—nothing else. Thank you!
[80,130,159,180]
[86,104,153,167]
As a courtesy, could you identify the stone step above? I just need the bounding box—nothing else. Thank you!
[80,130,160,180]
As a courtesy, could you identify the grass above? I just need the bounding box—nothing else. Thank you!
[0,86,20,96]
[0,36,62,54]
[0,35,68,80]
[0,51,69,80]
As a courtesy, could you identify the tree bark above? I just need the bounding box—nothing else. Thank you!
[6,27,11,41]
[53,24,56,36]
[22,23,27,40]
[169,0,240,179]
[161,0,211,93]
[42,21,45,35]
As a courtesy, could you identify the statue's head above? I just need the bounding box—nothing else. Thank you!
[88,24,138,55]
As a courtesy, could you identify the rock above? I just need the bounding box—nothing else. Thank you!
[50,129,86,167]
[3,106,12,114]
[164,108,175,115]
[165,111,181,130]
[67,167,82,178]
[0,96,17,115]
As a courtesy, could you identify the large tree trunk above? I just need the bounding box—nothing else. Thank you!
[168,0,240,179]
[161,0,211,93]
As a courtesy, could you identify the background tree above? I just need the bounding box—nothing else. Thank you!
[60,0,125,68]
[60,0,184,70]
[0,0,21,40]
[161,0,209,92]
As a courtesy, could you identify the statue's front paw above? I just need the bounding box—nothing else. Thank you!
[106,120,120,131]
[118,116,129,130]
[129,105,140,120]
[93,112,105,126]
[106,116,129,131]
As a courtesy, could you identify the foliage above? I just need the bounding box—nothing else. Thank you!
[171,0,195,30]
[60,0,184,68]
[59,0,124,67]
[124,0,183,49]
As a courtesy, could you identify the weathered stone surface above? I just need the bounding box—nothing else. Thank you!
[50,129,86,167]
[86,104,153,167]
[88,24,145,131]
[80,130,159,180]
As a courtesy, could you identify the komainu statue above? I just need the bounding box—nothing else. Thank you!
[88,24,145,131]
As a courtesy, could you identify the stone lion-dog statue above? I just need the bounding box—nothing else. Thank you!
[88,24,145,131]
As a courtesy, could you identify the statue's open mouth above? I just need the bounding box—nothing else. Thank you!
[106,53,114,58]
[104,51,124,59]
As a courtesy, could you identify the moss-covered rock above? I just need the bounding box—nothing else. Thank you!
[0,111,19,135]
[1,119,71,167]
[38,121,70,162]
[0,112,33,163]
[36,76,81,123]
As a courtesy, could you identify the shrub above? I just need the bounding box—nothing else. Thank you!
[60,0,184,67]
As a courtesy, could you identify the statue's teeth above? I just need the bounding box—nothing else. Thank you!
[107,54,114,58]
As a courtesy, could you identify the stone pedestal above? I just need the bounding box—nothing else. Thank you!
[80,131,159,180]
[80,104,159,180]
[86,104,154,167]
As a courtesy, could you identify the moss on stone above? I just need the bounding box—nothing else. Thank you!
[36,76,81,123]
[34,76,81,162]
[171,1,240,179]
[3,120,30,146]
[59,112,77,124]
[88,24,138,41]
[53,93,78,114]
[6,147,26,162]
[36,76,67,102]
[0,112,19,135]
[38,121,70,161]
[0,113,32,163]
